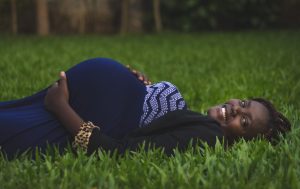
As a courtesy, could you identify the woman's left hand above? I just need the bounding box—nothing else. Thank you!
[126,65,152,85]
[44,71,70,113]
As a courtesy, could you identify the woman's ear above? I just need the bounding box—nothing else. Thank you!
[264,128,273,140]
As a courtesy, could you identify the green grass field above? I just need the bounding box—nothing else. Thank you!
[0,31,300,189]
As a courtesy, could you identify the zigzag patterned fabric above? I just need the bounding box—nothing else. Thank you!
[139,81,187,127]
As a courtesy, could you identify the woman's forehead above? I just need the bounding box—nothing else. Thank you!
[249,100,270,132]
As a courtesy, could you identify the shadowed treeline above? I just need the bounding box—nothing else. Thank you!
[0,0,299,35]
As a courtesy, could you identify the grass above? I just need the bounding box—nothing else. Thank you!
[0,31,300,189]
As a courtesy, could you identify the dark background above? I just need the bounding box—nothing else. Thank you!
[0,0,299,35]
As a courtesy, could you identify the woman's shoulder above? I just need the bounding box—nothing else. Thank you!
[133,110,223,137]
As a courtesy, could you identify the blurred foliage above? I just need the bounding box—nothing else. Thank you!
[0,0,36,33]
[161,0,289,31]
[0,0,299,34]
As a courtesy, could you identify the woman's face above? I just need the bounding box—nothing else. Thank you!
[207,99,270,140]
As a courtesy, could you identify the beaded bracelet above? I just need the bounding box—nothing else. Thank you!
[72,121,100,152]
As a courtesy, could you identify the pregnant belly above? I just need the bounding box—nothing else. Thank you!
[66,58,147,139]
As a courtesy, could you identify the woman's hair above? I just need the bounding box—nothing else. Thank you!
[251,98,291,144]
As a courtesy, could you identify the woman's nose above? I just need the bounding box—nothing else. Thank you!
[232,105,241,116]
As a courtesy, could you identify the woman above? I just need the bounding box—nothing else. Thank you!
[0,58,291,158]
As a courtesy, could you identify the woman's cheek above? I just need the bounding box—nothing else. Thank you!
[227,119,243,137]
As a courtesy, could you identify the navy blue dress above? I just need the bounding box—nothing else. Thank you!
[0,58,146,157]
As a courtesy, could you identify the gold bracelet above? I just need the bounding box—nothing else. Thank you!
[72,121,100,152]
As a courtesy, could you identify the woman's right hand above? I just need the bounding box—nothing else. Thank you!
[44,71,70,113]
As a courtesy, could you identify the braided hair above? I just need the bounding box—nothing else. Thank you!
[251,98,291,144]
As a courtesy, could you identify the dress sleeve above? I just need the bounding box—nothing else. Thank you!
[72,121,100,152]
[86,125,223,156]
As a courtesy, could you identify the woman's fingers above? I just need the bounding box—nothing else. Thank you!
[139,73,151,85]
[127,65,138,75]
[127,65,151,85]
[138,75,144,81]
[60,71,65,78]
[59,71,67,81]
[59,71,69,101]
[144,80,151,85]
[58,71,68,87]
[132,70,138,75]
[143,75,148,82]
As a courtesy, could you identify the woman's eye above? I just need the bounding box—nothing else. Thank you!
[240,100,246,107]
[241,117,248,128]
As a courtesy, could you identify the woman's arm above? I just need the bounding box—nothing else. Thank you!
[44,71,83,136]
[50,102,84,137]
[86,122,223,156]
[87,128,182,155]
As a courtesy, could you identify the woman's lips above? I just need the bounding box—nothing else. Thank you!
[218,106,226,123]
[223,103,233,122]
[218,104,229,123]
[222,106,227,121]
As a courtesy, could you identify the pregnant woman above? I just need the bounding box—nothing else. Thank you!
[0,58,291,159]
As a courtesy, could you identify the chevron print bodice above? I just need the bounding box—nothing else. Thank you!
[139,81,187,127]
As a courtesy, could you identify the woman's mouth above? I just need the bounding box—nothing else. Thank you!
[221,105,227,121]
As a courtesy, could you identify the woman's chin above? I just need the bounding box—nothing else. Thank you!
[207,105,223,124]
[207,106,218,119]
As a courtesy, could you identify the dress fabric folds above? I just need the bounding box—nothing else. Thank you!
[0,58,146,157]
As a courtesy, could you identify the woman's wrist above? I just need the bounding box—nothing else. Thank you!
[52,101,70,116]
[53,102,84,136]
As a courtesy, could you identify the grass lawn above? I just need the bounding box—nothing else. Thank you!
[0,31,299,189]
